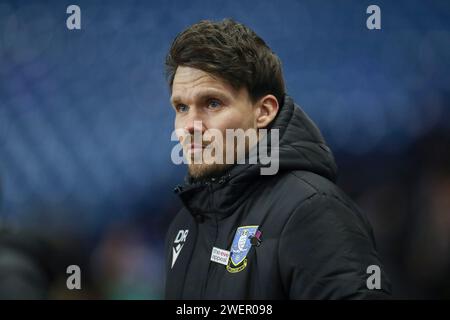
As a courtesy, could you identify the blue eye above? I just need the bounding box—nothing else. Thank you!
[208,99,221,109]
[176,104,189,113]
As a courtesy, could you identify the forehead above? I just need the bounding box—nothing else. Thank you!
[171,66,236,102]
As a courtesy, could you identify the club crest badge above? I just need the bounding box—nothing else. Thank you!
[227,225,259,273]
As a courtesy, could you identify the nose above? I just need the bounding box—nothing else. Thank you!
[177,109,206,145]
[184,115,205,136]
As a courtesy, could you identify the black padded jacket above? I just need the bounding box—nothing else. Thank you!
[164,95,391,299]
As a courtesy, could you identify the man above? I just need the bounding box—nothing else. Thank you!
[164,19,391,299]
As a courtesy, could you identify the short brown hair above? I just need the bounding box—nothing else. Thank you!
[165,19,286,105]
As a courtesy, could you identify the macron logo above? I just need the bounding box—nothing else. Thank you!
[172,243,184,268]
[171,229,189,269]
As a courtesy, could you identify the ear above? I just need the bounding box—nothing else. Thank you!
[255,95,279,129]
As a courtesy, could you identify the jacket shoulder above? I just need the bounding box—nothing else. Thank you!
[284,170,373,240]
[289,170,343,197]
[252,170,354,231]
[275,172,391,299]
[287,170,360,213]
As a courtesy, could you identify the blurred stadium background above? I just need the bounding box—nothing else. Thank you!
[0,0,449,299]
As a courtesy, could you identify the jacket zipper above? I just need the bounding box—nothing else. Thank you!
[201,184,219,299]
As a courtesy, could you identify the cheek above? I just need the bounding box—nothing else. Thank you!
[174,118,185,142]
[174,116,182,129]
[234,103,257,128]
[232,111,255,130]
[212,109,251,131]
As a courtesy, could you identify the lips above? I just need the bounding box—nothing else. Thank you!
[181,136,211,153]
[190,143,204,149]
[186,142,208,153]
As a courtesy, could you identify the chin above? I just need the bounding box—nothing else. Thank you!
[188,163,231,181]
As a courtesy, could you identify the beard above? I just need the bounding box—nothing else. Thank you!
[187,162,232,181]
[182,124,259,182]
[184,141,233,181]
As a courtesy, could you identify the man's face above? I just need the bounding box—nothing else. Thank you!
[170,66,258,180]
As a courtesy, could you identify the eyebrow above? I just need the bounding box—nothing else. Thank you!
[170,89,230,106]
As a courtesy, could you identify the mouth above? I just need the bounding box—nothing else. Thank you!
[185,142,210,154]
[189,143,204,152]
